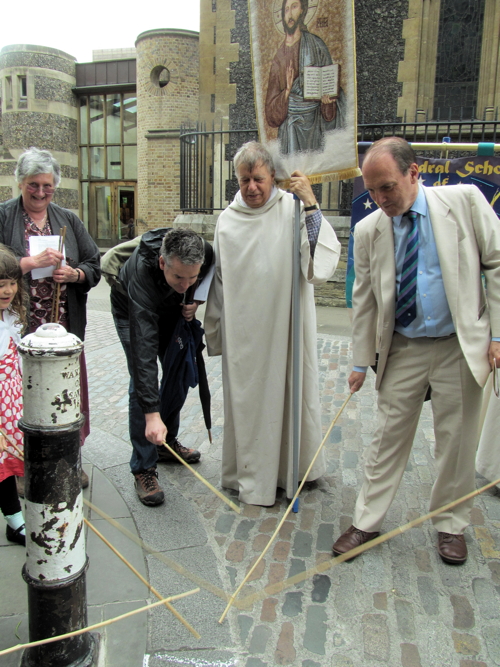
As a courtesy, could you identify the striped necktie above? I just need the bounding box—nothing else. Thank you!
[396,210,419,327]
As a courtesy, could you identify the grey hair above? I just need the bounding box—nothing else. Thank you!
[15,147,61,187]
[160,228,205,267]
[234,141,275,178]
[364,137,417,175]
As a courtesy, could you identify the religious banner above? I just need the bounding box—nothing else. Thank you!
[249,0,359,183]
[346,155,500,307]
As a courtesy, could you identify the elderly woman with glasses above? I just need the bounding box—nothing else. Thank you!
[0,147,101,483]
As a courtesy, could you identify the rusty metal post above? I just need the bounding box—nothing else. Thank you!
[18,323,98,667]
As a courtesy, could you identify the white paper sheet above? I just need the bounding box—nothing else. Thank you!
[29,236,66,279]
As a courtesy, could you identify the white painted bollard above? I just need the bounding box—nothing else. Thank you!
[18,323,98,667]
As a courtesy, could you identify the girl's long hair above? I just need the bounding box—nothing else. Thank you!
[0,244,27,327]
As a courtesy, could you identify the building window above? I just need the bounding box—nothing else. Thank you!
[213,57,216,75]
[211,94,215,113]
[19,76,27,99]
[434,0,485,118]
[78,92,138,226]
[214,26,216,44]
[5,77,12,110]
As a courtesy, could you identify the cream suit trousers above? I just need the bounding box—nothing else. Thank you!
[354,332,483,534]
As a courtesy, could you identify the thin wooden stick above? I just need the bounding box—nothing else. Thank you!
[0,426,24,460]
[0,588,199,658]
[240,475,500,606]
[219,393,352,622]
[50,226,66,323]
[84,518,200,639]
[83,498,234,605]
[161,440,241,514]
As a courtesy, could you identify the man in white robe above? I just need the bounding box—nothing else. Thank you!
[204,141,341,505]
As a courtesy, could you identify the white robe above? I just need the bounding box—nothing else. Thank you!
[204,188,341,505]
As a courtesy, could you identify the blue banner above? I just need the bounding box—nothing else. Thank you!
[346,155,500,307]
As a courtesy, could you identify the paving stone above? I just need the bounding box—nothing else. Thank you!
[451,595,475,629]
[272,541,291,561]
[331,656,354,667]
[275,621,296,665]
[267,563,285,586]
[259,517,278,533]
[253,534,271,551]
[225,540,245,563]
[238,614,253,643]
[260,598,278,622]
[373,592,387,610]
[303,606,327,656]
[248,624,272,654]
[394,599,416,641]
[279,521,295,540]
[459,661,488,667]
[292,531,313,558]
[301,661,321,667]
[334,570,359,618]
[215,513,236,534]
[362,613,390,662]
[414,548,433,572]
[483,625,500,665]
[226,565,237,589]
[472,577,500,619]
[452,632,480,656]
[343,451,358,468]
[288,558,306,589]
[300,508,315,531]
[311,574,331,602]
[246,556,266,582]
[282,592,303,617]
[417,575,440,615]
[246,658,267,667]
[316,523,334,551]
[235,519,255,541]
[489,562,500,585]
[400,643,422,667]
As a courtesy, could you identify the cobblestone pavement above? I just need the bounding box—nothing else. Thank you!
[83,288,500,667]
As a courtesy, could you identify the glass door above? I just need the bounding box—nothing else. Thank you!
[89,182,136,247]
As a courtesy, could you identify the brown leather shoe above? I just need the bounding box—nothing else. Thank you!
[437,532,467,564]
[332,524,380,560]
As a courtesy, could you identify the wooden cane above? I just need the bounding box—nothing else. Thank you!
[218,393,352,622]
[50,226,67,324]
[161,441,241,514]
[0,427,24,461]
[84,518,200,639]
[0,588,199,658]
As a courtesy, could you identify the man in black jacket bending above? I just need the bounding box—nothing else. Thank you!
[110,228,213,506]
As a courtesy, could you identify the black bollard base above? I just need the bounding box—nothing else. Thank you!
[21,562,100,667]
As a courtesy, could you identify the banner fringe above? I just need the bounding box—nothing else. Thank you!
[277,167,362,188]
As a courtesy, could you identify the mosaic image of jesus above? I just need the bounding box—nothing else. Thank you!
[265,0,346,155]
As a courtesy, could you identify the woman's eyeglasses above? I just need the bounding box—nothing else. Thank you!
[26,183,55,194]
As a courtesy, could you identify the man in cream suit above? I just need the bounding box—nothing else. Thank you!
[332,137,500,564]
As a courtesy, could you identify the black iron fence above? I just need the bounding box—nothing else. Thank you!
[179,110,500,214]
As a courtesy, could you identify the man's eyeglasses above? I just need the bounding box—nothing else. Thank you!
[25,183,55,194]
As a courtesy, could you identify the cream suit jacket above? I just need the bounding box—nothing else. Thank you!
[352,184,500,389]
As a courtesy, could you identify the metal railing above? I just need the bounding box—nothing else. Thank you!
[179,110,500,214]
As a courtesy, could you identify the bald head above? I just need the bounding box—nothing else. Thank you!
[362,137,420,218]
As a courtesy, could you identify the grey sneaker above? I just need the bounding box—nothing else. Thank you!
[156,439,201,464]
[134,467,165,506]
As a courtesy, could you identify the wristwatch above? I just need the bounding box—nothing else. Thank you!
[304,202,319,212]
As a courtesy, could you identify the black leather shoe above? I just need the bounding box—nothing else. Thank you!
[332,525,380,560]
[6,524,26,546]
[437,532,467,564]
